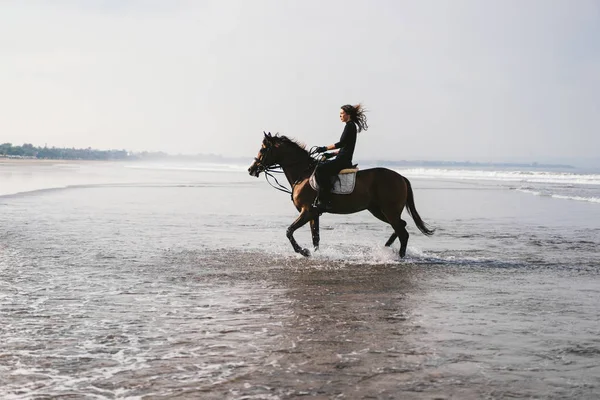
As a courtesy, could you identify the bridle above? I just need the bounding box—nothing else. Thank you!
[253,145,293,195]
[253,145,322,197]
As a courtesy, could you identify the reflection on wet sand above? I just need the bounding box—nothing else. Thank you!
[203,256,600,400]
[218,261,444,399]
[2,248,599,399]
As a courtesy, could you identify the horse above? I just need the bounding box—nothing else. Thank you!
[247,132,434,257]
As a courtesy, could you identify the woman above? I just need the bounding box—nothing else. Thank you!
[314,103,368,212]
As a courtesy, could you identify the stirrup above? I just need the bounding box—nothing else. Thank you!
[315,199,332,213]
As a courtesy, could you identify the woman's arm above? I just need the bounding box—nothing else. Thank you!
[319,122,354,151]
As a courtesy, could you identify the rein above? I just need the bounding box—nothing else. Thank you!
[262,150,321,198]
[264,166,293,195]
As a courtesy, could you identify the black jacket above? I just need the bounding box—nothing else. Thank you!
[333,121,357,163]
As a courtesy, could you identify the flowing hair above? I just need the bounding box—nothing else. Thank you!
[341,103,369,133]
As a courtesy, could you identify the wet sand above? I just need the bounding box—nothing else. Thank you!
[5,249,600,399]
[1,164,599,399]
[209,258,599,400]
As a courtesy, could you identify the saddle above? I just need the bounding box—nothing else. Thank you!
[309,165,359,194]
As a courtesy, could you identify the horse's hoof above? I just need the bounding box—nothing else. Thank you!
[300,248,311,257]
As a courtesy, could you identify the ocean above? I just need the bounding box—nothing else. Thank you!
[1,159,599,399]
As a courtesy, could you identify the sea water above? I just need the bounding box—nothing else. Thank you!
[1,160,599,399]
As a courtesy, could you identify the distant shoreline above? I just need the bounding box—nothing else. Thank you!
[0,157,132,165]
[0,155,577,171]
[0,143,581,169]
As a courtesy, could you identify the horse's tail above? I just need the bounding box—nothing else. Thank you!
[403,176,435,236]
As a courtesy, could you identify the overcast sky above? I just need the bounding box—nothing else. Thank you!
[1,0,599,164]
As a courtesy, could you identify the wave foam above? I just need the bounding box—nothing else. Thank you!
[551,194,600,204]
[516,188,543,197]
[257,242,524,268]
[516,188,600,204]
[395,168,600,186]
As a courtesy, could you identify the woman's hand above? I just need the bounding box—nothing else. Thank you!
[315,146,328,153]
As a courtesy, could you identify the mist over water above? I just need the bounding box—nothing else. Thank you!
[1,160,599,399]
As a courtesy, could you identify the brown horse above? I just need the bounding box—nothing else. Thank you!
[248,132,434,257]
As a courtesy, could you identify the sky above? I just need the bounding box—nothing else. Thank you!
[1,0,599,165]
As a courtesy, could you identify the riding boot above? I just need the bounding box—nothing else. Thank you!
[316,183,333,213]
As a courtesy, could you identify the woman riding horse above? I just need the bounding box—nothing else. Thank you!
[247,131,435,258]
[314,104,369,212]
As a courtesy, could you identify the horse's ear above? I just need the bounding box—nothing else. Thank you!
[268,132,272,137]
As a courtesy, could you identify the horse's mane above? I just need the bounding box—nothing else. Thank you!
[271,134,317,168]
[272,134,308,154]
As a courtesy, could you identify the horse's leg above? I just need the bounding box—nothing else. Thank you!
[381,207,410,258]
[286,209,314,257]
[397,219,409,257]
[368,206,397,247]
[310,216,320,251]
[385,233,398,247]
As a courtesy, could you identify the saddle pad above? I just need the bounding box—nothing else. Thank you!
[309,172,357,195]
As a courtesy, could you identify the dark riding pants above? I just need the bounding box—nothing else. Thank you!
[315,157,352,202]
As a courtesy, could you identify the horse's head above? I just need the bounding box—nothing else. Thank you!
[248,132,279,177]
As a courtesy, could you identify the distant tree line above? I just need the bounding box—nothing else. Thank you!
[0,143,130,160]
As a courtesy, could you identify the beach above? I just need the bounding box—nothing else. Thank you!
[1,160,599,399]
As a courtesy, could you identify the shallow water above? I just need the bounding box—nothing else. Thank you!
[1,161,599,399]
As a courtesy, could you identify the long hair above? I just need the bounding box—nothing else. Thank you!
[341,103,369,133]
